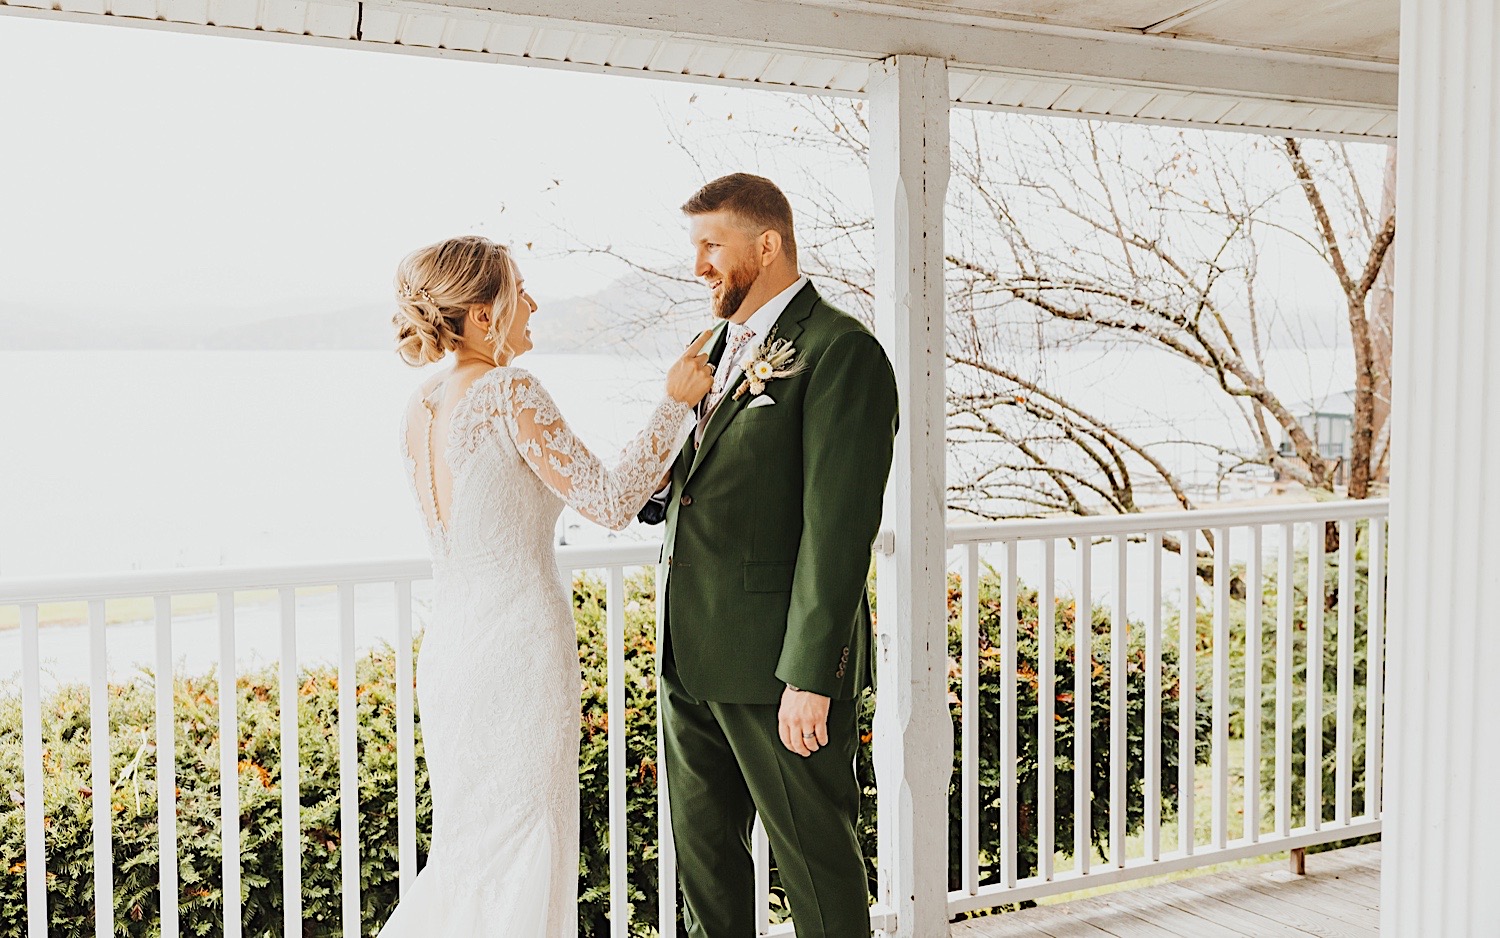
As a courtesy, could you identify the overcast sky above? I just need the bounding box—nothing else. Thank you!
[0,16,801,319]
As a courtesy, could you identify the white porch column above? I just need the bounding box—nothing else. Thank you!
[1384,1,1500,933]
[869,54,953,938]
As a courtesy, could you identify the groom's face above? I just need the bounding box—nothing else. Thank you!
[690,211,762,321]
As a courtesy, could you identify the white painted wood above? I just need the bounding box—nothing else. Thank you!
[1001,540,1019,887]
[1385,2,1500,930]
[1109,535,1127,869]
[1074,535,1092,875]
[954,80,1394,143]
[606,566,629,936]
[1144,0,1238,33]
[0,0,1397,142]
[154,594,180,938]
[869,53,952,938]
[943,818,1383,917]
[1178,527,1196,856]
[279,588,303,932]
[0,547,658,604]
[753,815,771,935]
[379,0,1399,107]
[1306,530,1324,832]
[949,500,1389,545]
[962,544,980,895]
[1365,518,1384,820]
[20,603,46,938]
[1145,532,1163,863]
[1275,524,1294,837]
[393,581,417,894]
[1211,528,1229,851]
[654,563,678,937]
[338,584,360,936]
[88,600,112,938]
[1038,540,1057,882]
[2,503,1389,930]
[1244,526,1263,843]
[218,591,242,937]
[1335,519,1356,825]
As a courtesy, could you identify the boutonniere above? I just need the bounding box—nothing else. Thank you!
[733,334,806,400]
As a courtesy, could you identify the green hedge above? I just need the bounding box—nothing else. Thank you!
[2,569,1202,935]
[1242,522,1383,831]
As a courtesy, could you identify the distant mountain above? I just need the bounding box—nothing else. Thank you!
[3,277,1342,354]
[201,304,393,350]
[0,277,700,353]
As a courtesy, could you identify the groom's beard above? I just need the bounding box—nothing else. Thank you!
[712,261,759,320]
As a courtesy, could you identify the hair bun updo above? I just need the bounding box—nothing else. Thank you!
[392,235,518,367]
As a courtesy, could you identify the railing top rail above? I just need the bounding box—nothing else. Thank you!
[0,499,1390,603]
[0,541,664,605]
[946,498,1390,545]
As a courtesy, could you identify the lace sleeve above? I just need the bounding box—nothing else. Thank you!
[495,369,693,531]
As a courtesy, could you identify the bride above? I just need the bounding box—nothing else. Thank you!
[380,235,713,935]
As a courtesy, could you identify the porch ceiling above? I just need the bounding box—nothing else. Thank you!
[0,0,1398,140]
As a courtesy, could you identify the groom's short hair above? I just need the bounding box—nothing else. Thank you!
[682,173,798,264]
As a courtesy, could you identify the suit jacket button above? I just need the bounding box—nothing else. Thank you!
[836,669,845,679]
[680,494,693,507]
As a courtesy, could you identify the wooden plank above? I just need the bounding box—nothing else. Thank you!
[1320,863,1382,894]
[1218,864,1381,919]
[956,904,1126,938]
[958,844,1384,938]
[953,913,1060,938]
[1085,887,1245,938]
[1309,868,1382,902]
[1146,879,1311,938]
[1172,870,1375,937]
[1000,906,1127,938]
[1337,861,1383,884]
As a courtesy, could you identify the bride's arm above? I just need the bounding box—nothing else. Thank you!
[495,369,694,531]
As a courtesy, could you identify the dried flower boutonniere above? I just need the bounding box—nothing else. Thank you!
[733,336,806,400]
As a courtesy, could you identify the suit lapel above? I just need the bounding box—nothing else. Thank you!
[688,282,818,480]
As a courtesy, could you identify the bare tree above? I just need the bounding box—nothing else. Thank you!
[571,95,1395,525]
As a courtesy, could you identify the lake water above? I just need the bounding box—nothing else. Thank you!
[1,346,1351,687]
[0,350,672,578]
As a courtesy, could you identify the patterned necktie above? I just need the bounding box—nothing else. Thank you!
[697,325,755,444]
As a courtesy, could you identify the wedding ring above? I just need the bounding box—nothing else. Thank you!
[801,732,817,738]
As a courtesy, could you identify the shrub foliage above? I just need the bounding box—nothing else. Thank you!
[3,568,1207,935]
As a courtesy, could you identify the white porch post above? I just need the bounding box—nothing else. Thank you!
[869,54,953,938]
[1384,0,1500,933]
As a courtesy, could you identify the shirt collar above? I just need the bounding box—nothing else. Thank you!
[733,275,808,349]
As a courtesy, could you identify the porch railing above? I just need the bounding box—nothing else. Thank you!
[2,499,1387,936]
[946,499,1388,914]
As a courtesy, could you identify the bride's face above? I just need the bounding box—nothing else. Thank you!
[500,276,538,361]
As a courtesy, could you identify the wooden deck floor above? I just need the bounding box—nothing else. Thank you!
[954,843,1382,937]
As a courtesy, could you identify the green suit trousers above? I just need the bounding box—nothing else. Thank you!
[661,652,870,937]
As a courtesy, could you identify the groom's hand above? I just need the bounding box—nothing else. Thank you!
[779,685,831,757]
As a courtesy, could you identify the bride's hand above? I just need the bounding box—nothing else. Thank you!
[667,329,716,406]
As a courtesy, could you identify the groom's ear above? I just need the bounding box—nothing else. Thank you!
[759,229,783,268]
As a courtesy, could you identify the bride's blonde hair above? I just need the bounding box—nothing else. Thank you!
[393,236,520,366]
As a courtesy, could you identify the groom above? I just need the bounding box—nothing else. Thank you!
[640,173,898,937]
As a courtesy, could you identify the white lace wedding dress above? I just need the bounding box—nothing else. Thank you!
[381,366,691,937]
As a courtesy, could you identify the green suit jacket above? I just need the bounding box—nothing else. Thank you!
[659,283,899,704]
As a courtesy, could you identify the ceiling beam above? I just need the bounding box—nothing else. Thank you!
[447,0,1394,109]
[1144,0,1242,34]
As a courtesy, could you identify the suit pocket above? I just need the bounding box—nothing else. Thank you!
[744,561,795,593]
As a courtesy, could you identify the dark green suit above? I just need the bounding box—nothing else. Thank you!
[655,282,898,937]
